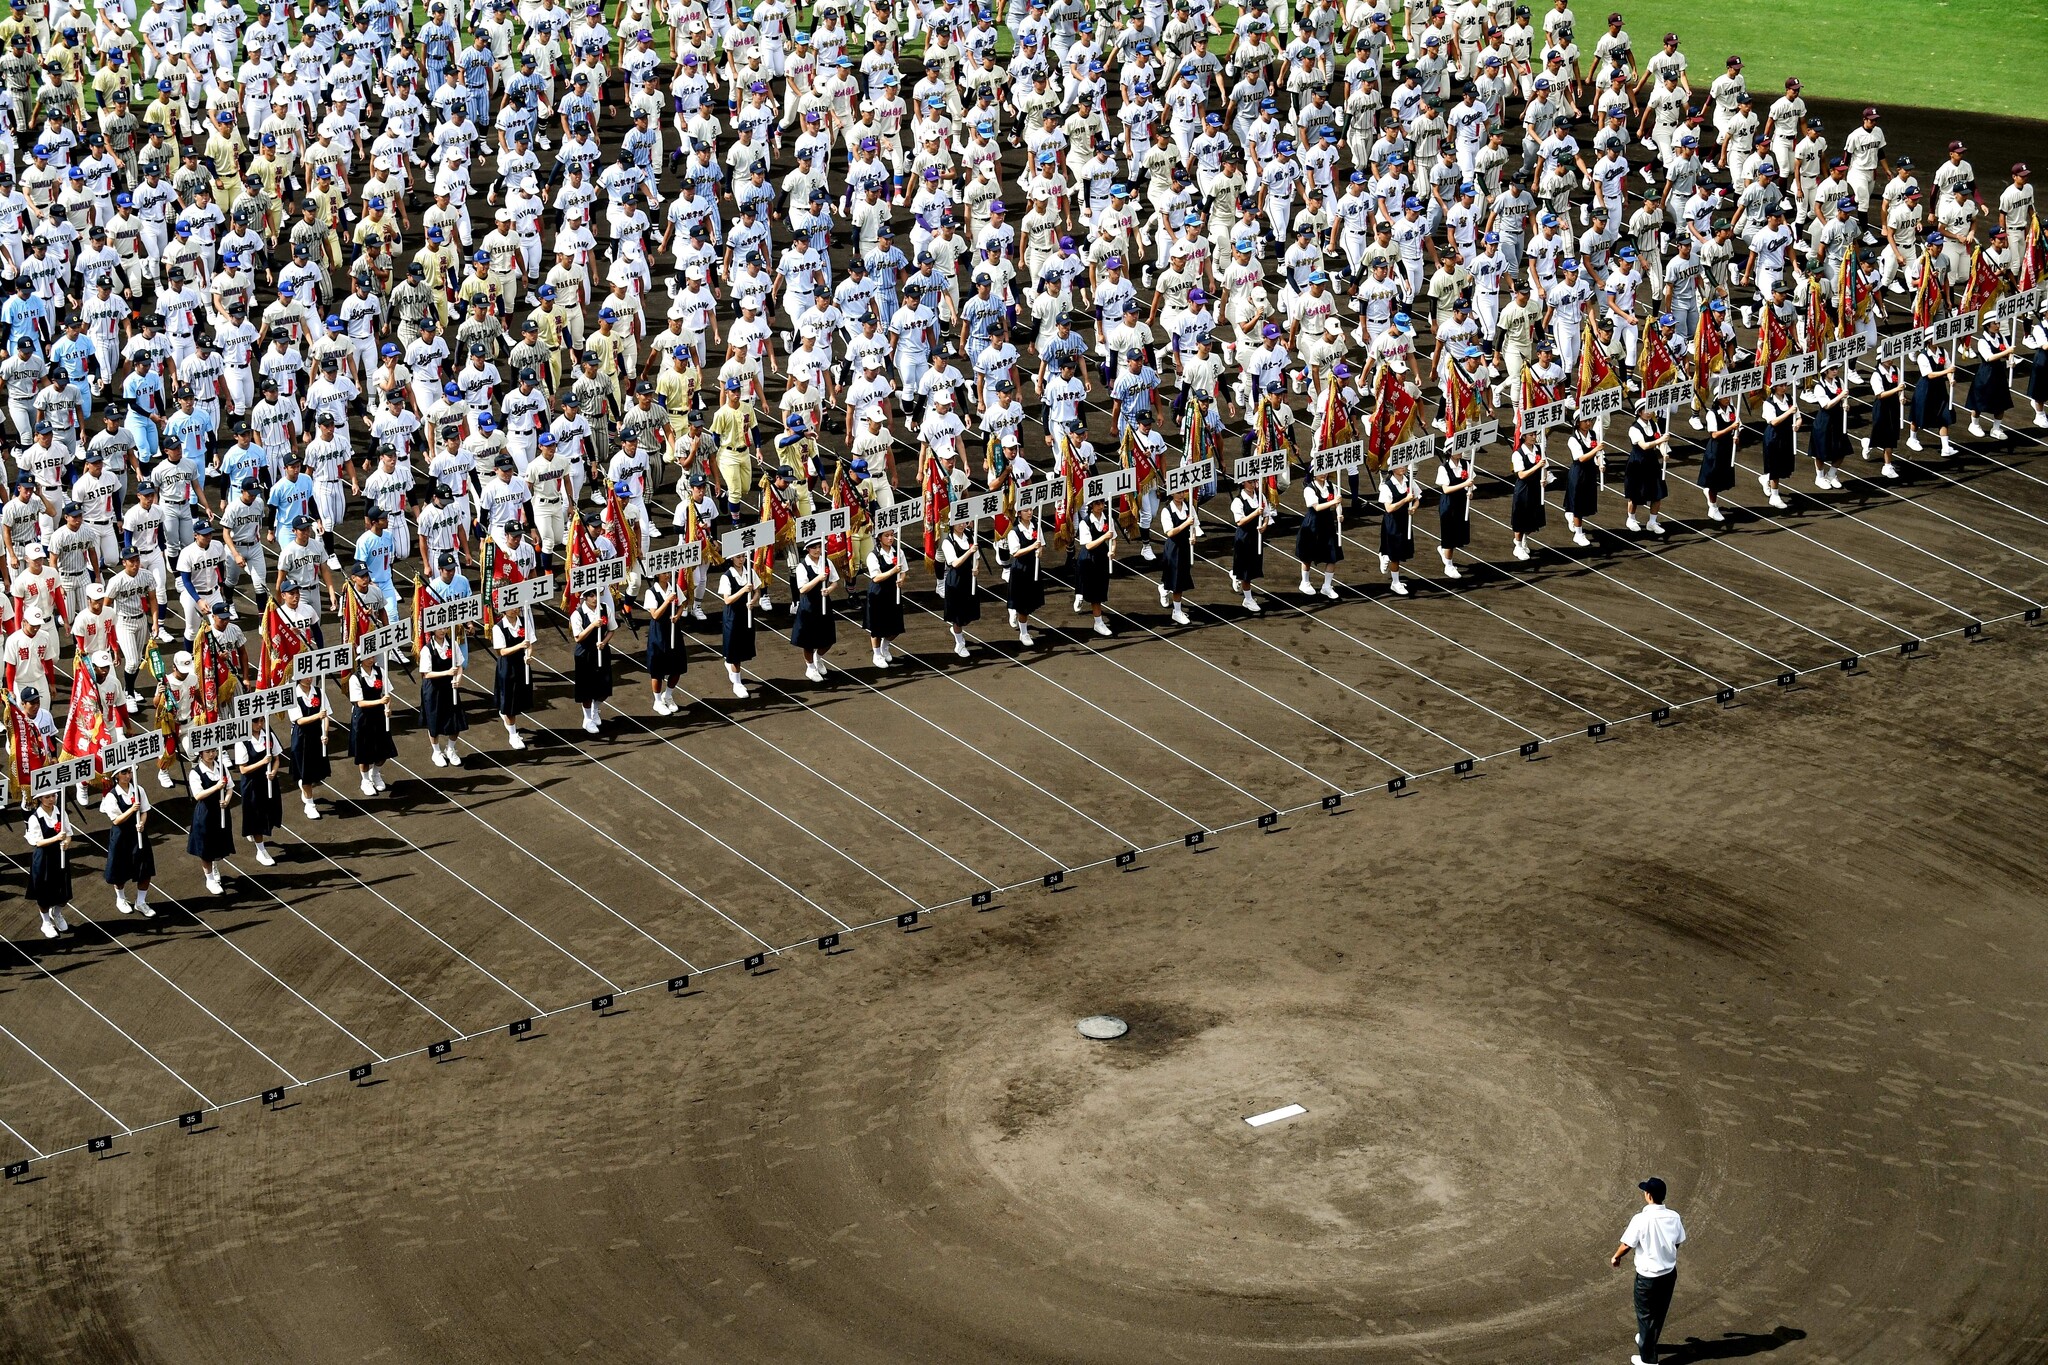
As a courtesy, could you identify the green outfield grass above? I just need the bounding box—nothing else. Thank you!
[1601,0,2048,120]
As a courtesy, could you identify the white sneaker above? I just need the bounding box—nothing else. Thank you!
[1512,542,1531,560]
[1007,608,1017,627]
[2035,409,2048,429]
[1377,553,1390,573]
[37,910,56,938]
[205,873,224,895]
[1241,591,1259,613]
[445,747,463,767]
[1073,593,1086,613]
[1624,515,1641,532]
[135,898,154,919]
[1320,580,1338,599]
[114,893,131,915]
[1229,576,1244,592]
[430,749,447,767]
[51,908,66,932]
[1297,575,1314,595]
[360,777,376,796]
[372,770,387,792]
[1092,617,1111,636]
[1969,419,1986,438]
[582,717,601,734]
[1388,574,1408,595]
[303,799,321,820]
[1171,605,1190,624]
[953,637,969,658]
[1646,515,1664,535]
[1941,439,1955,457]
[254,844,275,867]
[1571,528,1591,547]
[1991,423,2006,440]
[1815,472,1831,491]
[690,605,707,621]
[1769,492,1788,509]
[1861,437,1873,459]
[731,679,750,697]
[1157,585,1170,607]
[1906,431,1923,451]
[1882,463,1899,479]
[509,729,527,749]
[158,769,173,789]
[1707,504,1726,522]
[1757,471,1773,495]
[1017,627,1035,646]
[1443,561,1461,578]
[1141,544,1156,561]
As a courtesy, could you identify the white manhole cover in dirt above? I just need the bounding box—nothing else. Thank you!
[1077,1015,1129,1040]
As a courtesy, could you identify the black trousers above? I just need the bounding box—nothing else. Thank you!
[1634,1269,1677,1362]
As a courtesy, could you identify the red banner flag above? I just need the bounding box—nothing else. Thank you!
[2018,221,2042,294]
[1050,430,1086,554]
[1366,368,1418,472]
[1912,254,1952,329]
[1692,309,1727,412]
[1962,246,2010,321]
[920,448,950,568]
[4,688,48,800]
[255,601,312,686]
[1513,367,1564,446]
[59,660,111,762]
[562,514,600,608]
[1576,320,1619,404]
[1314,376,1356,452]
[191,622,240,723]
[1640,324,1680,396]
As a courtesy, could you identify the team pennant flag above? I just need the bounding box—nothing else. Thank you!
[1313,374,1356,452]
[1692,308,1728,412]
[920,448,950,567]
[256,599,312,685]
[1576,321,1620,404]
[1912,252,1952,329]
[1365,367,1418,471]
[59,660,112,763]
[1962,245,2009,321]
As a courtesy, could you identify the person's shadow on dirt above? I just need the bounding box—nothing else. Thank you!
[1658,1326,1806,1362]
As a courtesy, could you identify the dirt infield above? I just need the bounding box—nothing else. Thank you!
[3,613,2046,1362]
[4,404,2048,1359]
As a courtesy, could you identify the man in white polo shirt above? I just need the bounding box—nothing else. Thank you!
[1612,1175,1687,1364]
